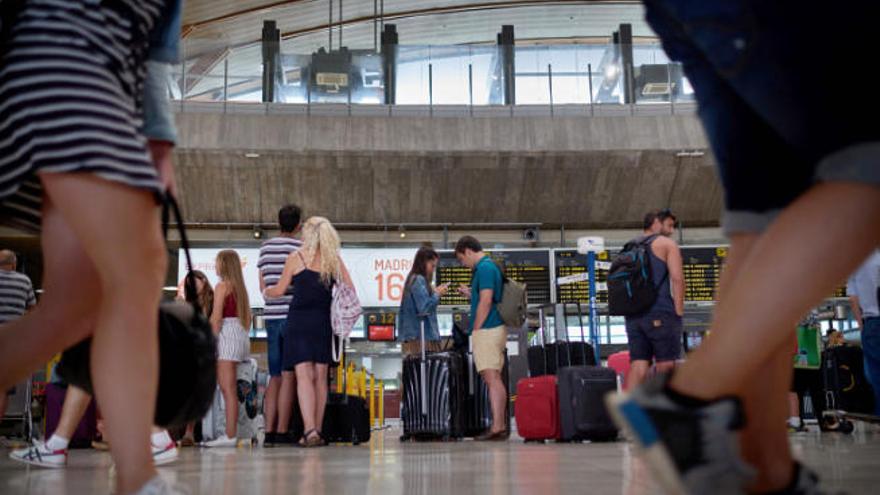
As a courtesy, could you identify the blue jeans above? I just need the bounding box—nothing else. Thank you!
[644,0,880,235]
[862,317,880,415]
[265,319,286,377]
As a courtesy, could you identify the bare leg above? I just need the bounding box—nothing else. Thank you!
[276,371,296,434]
[52,386,92,440]
[628,361,651,389]
[295,363,317,434]
[264,376,281,433]
[41,174,166,494]
[480,369,507,433]
[743,344,795,492]
[0,203,100,389]
[217,361,238,439]
[313,364,329,435]
[670,183,880,398]
[654,361,675,375]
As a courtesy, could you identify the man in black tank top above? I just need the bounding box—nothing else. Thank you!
[625,210,686,389]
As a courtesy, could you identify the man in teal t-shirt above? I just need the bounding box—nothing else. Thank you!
[455,236,508,441]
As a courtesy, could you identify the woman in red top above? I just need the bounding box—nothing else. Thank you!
[205,251,251,447]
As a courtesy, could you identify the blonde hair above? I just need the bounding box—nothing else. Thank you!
[301,216,341,286]
[216,250,252,329]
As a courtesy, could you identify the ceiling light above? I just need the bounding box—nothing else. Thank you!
[604,64,620,80]
[245,152,260,158]
[399,225,406,239]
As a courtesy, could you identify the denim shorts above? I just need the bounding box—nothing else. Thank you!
[644,0,880,235]
[265,318,286,377]
[625,313,683,362]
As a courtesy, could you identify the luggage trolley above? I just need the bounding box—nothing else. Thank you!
[2,378,35,444]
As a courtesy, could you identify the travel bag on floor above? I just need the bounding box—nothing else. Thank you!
[823,345,875,414]
[462,348,509,438]
[202,358,260,443]
[556,303,618,442]
[515,374,560,441]
[515,306,561,441]
[322,392,371,445]
[45,383,98,448]
[401,320,465,440]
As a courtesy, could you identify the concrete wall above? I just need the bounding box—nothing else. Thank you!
[172,110,721,229]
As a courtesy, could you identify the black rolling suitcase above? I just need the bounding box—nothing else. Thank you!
[527,311,596,377]
[322,393,371,444]
[823,345,875,415]
[462,347,510,437]
[556,303,618,442]
[401,320,466,440]
[321,351,371,445]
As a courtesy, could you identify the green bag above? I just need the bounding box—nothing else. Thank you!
[793,325,821,370]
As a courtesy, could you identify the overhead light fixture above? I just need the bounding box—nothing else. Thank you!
[245,152,260,158]
[399,225,406,239]
[604,63,620,80]
[676,150,706,157]
[253,227,263,239]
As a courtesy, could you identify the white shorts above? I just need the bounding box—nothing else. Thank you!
[218,318,250,362]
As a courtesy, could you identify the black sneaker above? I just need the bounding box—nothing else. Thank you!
[605,373,755,494]
[761,462,840,495]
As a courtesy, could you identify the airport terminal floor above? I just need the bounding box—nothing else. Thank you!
[2,425,879,495]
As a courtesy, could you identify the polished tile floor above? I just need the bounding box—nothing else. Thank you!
[1,423,879,495]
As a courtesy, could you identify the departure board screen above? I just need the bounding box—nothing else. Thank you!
[554,250,612,304]
[435,250,552,306]
[681,246,728,302]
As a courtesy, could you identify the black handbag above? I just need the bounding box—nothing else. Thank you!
[55,195,217,428]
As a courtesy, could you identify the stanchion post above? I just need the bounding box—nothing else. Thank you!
[369,373,376,428]
[378,380,385,427]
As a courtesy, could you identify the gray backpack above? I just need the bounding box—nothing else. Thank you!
[492,261,527,328]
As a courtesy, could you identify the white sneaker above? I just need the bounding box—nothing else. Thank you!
[202,435,237,448]
[132,475,189,495]
[152,441,179,466]
[9,440,68,468]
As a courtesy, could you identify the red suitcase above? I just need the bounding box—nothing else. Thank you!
[515,375,561,441]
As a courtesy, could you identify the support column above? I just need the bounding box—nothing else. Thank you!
[381,24,398,105]
[497,25,515,106]
[261,20,281,103]
[619,23,635,105]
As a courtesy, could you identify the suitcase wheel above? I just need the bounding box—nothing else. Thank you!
[840,420,855,434]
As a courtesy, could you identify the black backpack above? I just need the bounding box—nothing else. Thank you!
[607,235,664,316]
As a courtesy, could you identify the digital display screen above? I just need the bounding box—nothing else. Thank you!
[364,312,396,341]
[367,325,394,341]
[681,247,728,302]
[435,250,552,306]
[554,250,612,304]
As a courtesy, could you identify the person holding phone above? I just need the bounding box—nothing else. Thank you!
[398,247,448,357]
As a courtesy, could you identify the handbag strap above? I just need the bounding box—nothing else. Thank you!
[161,194,197,302]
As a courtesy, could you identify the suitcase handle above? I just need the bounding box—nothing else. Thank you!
[420,319,428,416]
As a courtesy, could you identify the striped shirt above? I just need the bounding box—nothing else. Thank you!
[258,236,303,320]
[0,269,36,324]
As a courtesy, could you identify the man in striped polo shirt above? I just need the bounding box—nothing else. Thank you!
[258,205,303,446]
[0,250,36,419]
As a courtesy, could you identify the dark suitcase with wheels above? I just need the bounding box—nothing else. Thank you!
[401,320,465,440]
[462,349,509,438]
[527,333,596,377]
[823,345,875,415]
[321,393,371,445]
[557,366,618,441]
[557,303,618,442]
